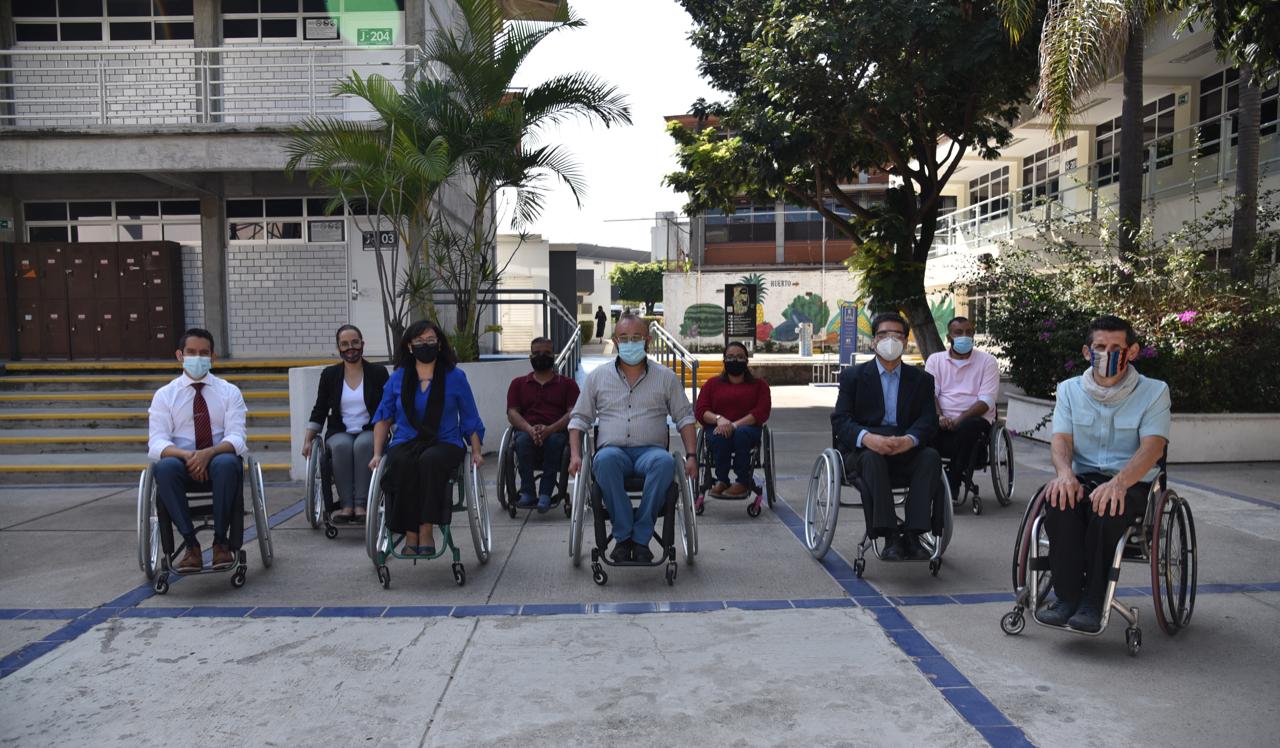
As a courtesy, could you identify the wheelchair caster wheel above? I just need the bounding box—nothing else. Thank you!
[1125,627,1142,656]
[591,563,607,586]
[452,563,466,587]
[1000,610,1025,635]
[508,506,518,519]
[929,558,942,576]
[563,501,572,518]
[325,525,339,539]
[230,570,246,588]
[377,565,391,589]
[972,497,983,516]
[854,558,866,578]
[665,562,677,586]
[747,503,761,518]
[153,574,169,595]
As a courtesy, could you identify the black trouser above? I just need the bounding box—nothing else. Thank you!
[848,446,943,537]
[1044,472,1149,608]
[933,417,989,496]
[382,440,465,532]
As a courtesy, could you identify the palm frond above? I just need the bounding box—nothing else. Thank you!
[1037,0,1132,137]
[522,72,633,132]
[996,0,1039,43]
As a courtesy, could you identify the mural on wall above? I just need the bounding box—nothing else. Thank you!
[679,303,724,338]
[771,294,831,342]
[929,294,955,339]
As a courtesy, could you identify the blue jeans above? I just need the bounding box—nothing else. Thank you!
[592,445,673,545]
[513,430,568,499]
[154,453,242,547]
[707,425,761,487]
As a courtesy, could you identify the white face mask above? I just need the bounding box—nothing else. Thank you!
[874,336,904,361]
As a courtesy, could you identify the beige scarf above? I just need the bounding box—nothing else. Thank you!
[1080,365,1139,406]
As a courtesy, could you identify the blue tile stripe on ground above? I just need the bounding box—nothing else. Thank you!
[770,498,1031,748]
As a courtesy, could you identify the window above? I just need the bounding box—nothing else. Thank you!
[226,197,346,243]
[22,199,202,244]
[1094,95,1175,188]
[968,166,1009,225]
[1197,68,1279,157]
[222,0,402,43]
[964,283,1000,337]
[13,0,195,43]
[1021,137,1077,208]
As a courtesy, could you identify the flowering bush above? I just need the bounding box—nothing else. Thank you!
[958,196,1280,413]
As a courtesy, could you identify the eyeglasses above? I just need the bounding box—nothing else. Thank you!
[873,331,906,340]
[616,335,646,344]
[724,356,747,362]
[412,337,438,346]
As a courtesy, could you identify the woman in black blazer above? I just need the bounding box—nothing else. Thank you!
[303,325,390,523]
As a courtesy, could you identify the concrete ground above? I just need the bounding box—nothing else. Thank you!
[1,383,1278,746]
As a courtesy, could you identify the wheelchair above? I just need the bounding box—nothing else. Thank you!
[494,426,572,518]
[692,424,777,517]
[568,429,697,586]
[944,411,1015,516]
[1000,463,1198,656]
[804,440,954,577]
[302,434,362,539]
[364,446,491,588]
[136,454,274,594]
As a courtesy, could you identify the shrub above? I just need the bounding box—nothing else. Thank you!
[958,195,1280,413]
[579,320,595,342]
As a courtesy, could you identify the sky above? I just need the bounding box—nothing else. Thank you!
[505,0,720,252]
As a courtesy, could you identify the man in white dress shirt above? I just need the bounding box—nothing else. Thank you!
[147,328,248,573]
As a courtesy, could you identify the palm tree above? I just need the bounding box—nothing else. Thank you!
[419,0,632,359]
[997,1,1164,263]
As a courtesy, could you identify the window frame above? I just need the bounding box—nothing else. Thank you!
[225,197,348,244]
[22,198,202,244]
[12,0,195,45]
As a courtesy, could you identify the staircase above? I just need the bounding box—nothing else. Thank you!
[683,359,723,389]
[0,359,322,484]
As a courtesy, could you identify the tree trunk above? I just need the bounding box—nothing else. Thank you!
[1116,22,1144,263]
[644,301,655,315]
[1231,63,1261,282]
[902,295,945,358]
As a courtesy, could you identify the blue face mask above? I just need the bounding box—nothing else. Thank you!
[951,336,974,355]
[183,355,211,379]
[618,341,647,365]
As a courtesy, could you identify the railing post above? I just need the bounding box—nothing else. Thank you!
[308,51,316,117]
[97,56,107,125]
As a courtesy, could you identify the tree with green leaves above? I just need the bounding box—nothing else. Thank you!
[671,0,1040,355]
[1183,0,1280,281]
[609,262,665,315]
[287,0,630,360]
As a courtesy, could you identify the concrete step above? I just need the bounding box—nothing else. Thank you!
[0,408,290,430]
[0,453,292,485]
[0,428,290,454]
[0,389,287,409]
[0,373,288,392]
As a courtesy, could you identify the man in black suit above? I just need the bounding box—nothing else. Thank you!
[831,312,942,560]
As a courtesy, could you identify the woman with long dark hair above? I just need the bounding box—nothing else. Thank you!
[369,320,484,555]
[303,324,389,523]
[694,341,771,498]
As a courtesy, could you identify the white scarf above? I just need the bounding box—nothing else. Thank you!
[1080,365,1139,406]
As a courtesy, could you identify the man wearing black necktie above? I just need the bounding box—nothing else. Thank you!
[146,328,249,573]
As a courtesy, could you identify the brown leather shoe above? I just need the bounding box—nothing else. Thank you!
[211,544,235,570]
[175,544,203,573]
[709,482,730,497]
[723,483,751,498]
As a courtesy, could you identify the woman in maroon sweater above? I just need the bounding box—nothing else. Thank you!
[694,342,772,497]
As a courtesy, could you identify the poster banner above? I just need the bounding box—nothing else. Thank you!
[723,284,757,345]
[838,302,859,366]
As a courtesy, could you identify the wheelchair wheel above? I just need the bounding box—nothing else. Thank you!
[1151,490,1198,635]
[762,426,777,508]
[1012,486,1052,602]
[918,467,954,566]
[368,490,390,569]
[990,422,1015,507]
[136,466,160,581]
[496,427,517,516]
[464,456,492,565]
[675,456,697,565]
[804,448,842,559]
[569,444,590,568]
[304,435,324,530]
[365,461,386,561]
[695,429,712,514]
[248,456,273,568]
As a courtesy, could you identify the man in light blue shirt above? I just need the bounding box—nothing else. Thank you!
[1039,315,1171,632]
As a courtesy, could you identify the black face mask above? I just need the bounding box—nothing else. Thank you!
[341,347,363,363]
[530,353,555,372]
[724,359,748,377]
[412,343,439,364]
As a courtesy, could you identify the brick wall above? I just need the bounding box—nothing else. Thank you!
[226,242,347,356]
[180,244,205,328]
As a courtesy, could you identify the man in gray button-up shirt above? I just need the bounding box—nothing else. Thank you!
[569,315,697,564]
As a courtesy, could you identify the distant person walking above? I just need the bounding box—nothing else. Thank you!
[594,305,607,341]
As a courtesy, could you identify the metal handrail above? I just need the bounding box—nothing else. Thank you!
[648,321,700,404]
[555,321,582,380]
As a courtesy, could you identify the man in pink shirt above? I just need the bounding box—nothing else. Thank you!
[924,316,1000,498]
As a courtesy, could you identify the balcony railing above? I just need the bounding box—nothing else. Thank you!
[0,44,420,129]
[932,93,1280,256]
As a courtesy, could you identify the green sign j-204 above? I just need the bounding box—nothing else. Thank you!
[357,28,394,46]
